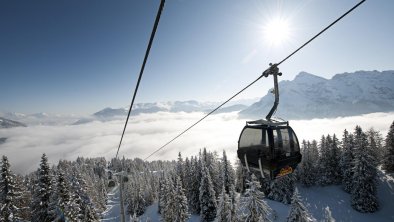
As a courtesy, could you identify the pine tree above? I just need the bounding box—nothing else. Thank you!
[286,188,315,222]
[14,175,31,221]
[267,174,295,204]
[340,130,355,193]
[189,156,201,214]
[216,186,232,222]
[0,155,23,222]
[161,176,176,222]
[317,135,329,185]
[221,150,235,194]
[176,152,185,186]
[351,126,379,213]
[157,178,163,214]
[131,186,146,217]
[330,134,342,184]
[383,121,394,172]
[199,163,217,222]
[182,157,192,210]
[235,159,245,192]
[202,149,221,197]
[367,128,384,164]
[228,185,238,222]
[71,172,100,221]
[173,176,189,222]
[318,135,340,185]
[299,141,316,187]
[31,153,56,222]
[56,170,77,221]
[238,174,272,222]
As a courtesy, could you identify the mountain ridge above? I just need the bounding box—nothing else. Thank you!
[0,117,27,128]
[240,70,394,120]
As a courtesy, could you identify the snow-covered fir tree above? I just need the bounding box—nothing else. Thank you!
[238,174,272,222]
[228,184,238,222]
[367,128,384,164]
[318,135,341,185]
[202,149,221,197]
[182,157,193,211]
[267,174,295,204]
[221,150,235,194]
[0,155,23,222]
[235,159,245,192]
[176,152,185,186]
[157,178,163,214]
[160,175,174,221]
[383,121,394,172]
[317,135,328,185]
[287,188,315,222]
[71,171,100,221]
[56,169,77,221]
[216,186,232,222]
[173,176,189,222]
[31,153,56,222]
[299,141,317,187]
[199,162,217,222]
[161,175,189,222]
[351,126,379,213]
[329,134,342,184]
[127,185,146,217]
[189,156,201,214]
[339,129,355,193]
[14,175,31,221]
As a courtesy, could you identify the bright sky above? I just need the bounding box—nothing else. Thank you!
[1,0,393,115]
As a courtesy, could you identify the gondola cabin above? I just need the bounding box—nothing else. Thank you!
[237,120,302,180]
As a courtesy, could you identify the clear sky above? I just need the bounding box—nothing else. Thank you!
[1,0,393,115]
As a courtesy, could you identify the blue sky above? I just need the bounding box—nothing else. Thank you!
[1,0,393,114]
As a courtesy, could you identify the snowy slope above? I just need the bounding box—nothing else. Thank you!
[88,101,247,122]
[240,70,394,119]
[102,168,394,221]
[1,112,81,126]
[0,117,26,128]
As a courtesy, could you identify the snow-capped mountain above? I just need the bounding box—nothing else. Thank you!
[92,100,246,119]
[240,70,394,120]
[0,117,27,128]
[0,112,81,126]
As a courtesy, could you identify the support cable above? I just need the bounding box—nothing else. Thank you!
[143,0,365,160]
[115,0,165,159]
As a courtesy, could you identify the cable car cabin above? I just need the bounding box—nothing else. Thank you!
[237,120,302,180]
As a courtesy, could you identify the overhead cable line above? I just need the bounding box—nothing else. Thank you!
[116,0,165,159]
[143,0,366,161]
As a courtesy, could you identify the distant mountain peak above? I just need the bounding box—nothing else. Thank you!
[0,117,27,128]
[294,71,327,83]
[240,70,394,120]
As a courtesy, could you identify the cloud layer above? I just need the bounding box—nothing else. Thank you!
[1,112,393,174]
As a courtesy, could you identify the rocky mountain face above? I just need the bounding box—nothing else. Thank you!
[239,70,394,120]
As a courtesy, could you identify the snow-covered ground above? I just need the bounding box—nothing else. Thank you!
[297,168,394,221]
[102,169,394,222]
[102,185,122,222]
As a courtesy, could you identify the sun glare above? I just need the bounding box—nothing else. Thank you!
[263,17,291,46]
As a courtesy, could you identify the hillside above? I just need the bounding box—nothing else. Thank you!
[0,117,26,128]
[240,70,394,120]
[103,168,394,222]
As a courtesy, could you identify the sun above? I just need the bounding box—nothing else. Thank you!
[262,17,291,46]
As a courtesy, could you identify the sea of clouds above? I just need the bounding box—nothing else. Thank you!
[1,111,393,174]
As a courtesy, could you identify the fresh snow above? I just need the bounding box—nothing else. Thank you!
[102,185,122,222]
[102,168,394,221]
[240,70,394,119]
